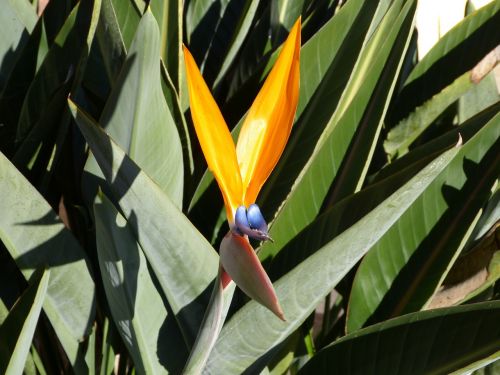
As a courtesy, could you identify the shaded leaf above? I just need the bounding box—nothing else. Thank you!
[0,0,37,91]
[268,103,497,282]
[299,301,500,375]
[150,0,183,91]
[70,100,218,347]
[85,10,184,206]
[347,113,500,332]
[0,152,95,369]
[95,195,187,374]
[0,269,49,375]
[110,0,141,50]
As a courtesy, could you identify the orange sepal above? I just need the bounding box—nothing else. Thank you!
[183,46,243,221]
[236,18,301,206]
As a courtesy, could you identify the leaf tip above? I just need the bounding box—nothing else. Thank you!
[455,132,463,147]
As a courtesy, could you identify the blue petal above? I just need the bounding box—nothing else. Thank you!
[247,204,268,234]
[233,205,272,242]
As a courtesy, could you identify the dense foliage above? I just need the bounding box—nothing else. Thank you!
[0,0,499,374]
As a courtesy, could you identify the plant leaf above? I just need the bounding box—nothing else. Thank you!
[0,152,95,370]
[267,102,497,282]
[299,301,500,375]
[95,195,187,374]
[182,269,235,375]
[149,0,183,91]
[70,99,218,347]
[211,0,261,90]
[347,112,500,332]
[0,269,49,375]
[85,10,184,206]
[110,0,141,50]
[384,72,472,158]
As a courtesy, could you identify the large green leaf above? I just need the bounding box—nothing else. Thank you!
[299,301,500,375]
[270,0,305,46]
[373,101,500,184]
[85,10,184,206]
[204,145,461,374]
[95,195,187,374]
[0,269,49,375]
[70,100,218,346]
[259,0,416,261]
[347,113,500,332]
[0,152,95,371]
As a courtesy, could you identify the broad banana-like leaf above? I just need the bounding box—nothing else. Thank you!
[374,102,500,183]
[0,152,95,371]
[205,143,460,374]
[0,17,48,156]
[0,269,49,375]
[299,301,500,375]
[347,113,500,332]
[70,100,218,346]
[85,10,184,206]
[458,61,500,122]
[270,0,305,47]
[95,195,187,374]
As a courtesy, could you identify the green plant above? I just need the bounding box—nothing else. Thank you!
[0,0,499,374]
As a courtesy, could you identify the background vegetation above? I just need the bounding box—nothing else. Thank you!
[0,0,499,374]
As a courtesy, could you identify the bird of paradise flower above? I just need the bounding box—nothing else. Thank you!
[183,18,301,321]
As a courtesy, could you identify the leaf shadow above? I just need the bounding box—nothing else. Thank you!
[365,139,499,325]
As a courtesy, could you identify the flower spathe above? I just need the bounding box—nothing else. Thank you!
[183,18,301,319]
